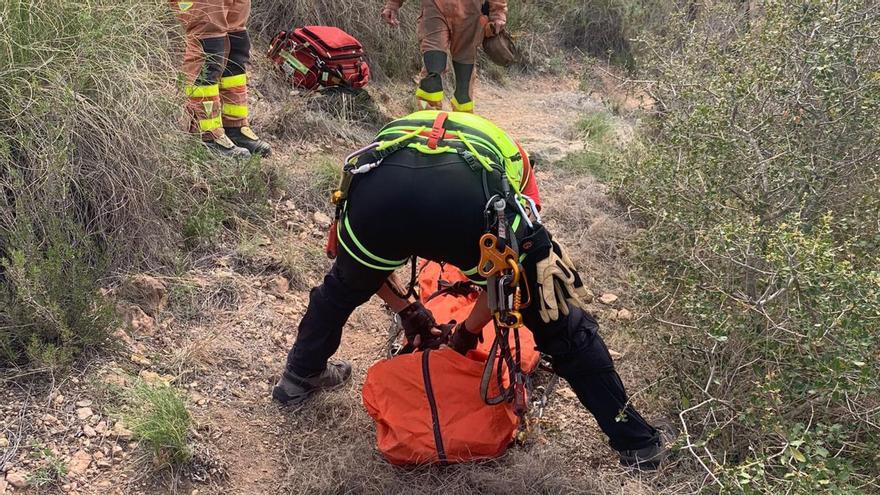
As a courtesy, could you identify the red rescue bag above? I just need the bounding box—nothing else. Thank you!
[267,26,370,90]
[363,348,518,465]
[362,262,541,465]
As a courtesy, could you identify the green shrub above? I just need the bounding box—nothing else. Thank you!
[0,219,116,368]
[615,1,880,491]
[124,382,193,467]
[575,112,613,141]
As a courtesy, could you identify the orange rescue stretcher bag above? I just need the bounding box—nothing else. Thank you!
[362,262,541,465]
[267,26,370,90]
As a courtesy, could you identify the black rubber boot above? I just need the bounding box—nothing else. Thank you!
[225,126,272,157]
[272,360,352,406]
[204,134,250,159]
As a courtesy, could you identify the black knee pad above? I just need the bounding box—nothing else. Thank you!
[224,30,250,77]
[197,36,227,86]
[533,307,615,377]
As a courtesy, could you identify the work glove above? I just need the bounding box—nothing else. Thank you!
[381,3,400,26]
[521,225,592,323]
[448,321,483,355]
[399,301,447,351]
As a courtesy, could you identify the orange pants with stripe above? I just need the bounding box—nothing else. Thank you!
[171,0,252,140]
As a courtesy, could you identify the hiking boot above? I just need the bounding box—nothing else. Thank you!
[618,440,668,470]
[272,360,352,406]
[225,126,272,157]
[205,134,250,159]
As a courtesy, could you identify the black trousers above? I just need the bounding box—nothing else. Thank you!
[286,150,659,451]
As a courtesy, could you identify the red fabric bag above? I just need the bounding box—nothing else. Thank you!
[267,26,370,90]
[362,262,541,465]
[362,348,518,465]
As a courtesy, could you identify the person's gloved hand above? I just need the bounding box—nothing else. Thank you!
[521,224,592,323]
[381,4,400,26]
[399,300,440,350]
[448,321,483,355]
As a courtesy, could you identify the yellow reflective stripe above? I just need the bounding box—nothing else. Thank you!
[220,73,247,89]
[337,222,404,271]
[185,84,219,98]
[451,97,474,112]
[198,116,222,132]
[222,103,248,118]
[343,215,408,266]
[415,88,444,102]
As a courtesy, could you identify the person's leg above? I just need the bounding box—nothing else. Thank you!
[417,0,451,109]
[221,0,271,156]
[171,0,247,156]
[285,251,390,377]
[447,0,483,112]
[522,293,660,457]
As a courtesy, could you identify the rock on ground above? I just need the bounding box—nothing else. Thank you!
[5,470,29,489]
[68,449,92,475]
[119,274,168,316]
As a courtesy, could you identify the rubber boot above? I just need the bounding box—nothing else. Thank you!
[205,133,250,159]
[272,360,352,406]
[225,126,272,157]
[416,50,447,110]
[451,61,475,112]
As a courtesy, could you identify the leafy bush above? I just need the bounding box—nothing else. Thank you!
[0,0,271,366]
[124,382,193,467]
[616,1,880,491]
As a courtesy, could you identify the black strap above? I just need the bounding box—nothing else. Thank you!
[421,350,447,465]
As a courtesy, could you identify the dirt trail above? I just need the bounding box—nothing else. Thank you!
[0,73,664,495]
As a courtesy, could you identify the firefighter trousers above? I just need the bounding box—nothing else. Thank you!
[171,0,252,140]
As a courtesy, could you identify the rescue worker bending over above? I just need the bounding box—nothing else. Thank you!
[171,0,271,157]
[272,110,668,469]
[381,0,507,112]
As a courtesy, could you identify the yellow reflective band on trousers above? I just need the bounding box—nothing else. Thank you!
[198,116,223,132]
[185,84,219,98]
[451,97,474,112]
[220,74,247,89]
[222,103,249,118]
[415,88,444,102]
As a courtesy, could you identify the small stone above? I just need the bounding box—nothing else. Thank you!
[616,308,633,321]
[94,421,108,436]
[102,372,128,388]
[0,478,7,494]
[75,399,93,408]
[111,422,133,440]
[5,470,28,489]
[68,450,92,475]
[267,276,289,298]
[76,407,93,421]
[82,425,97,438]
[599,293,619,305]
[62,484,72,492]
[118,274,168,317]
[42,413,59,424]
[112,445,123,454]
[96,460,112,469]
[130,353,152,366]
[312,211,332,229]
[609,348,624,360]
[0,434,8,448]
[93,451,105,460]
[138,370,166,386]
[54,394,65,405]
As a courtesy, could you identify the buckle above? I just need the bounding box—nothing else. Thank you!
[426,112,449,149]
[460,150,480,171]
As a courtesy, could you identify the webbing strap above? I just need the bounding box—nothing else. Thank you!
[426,112,449,149]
